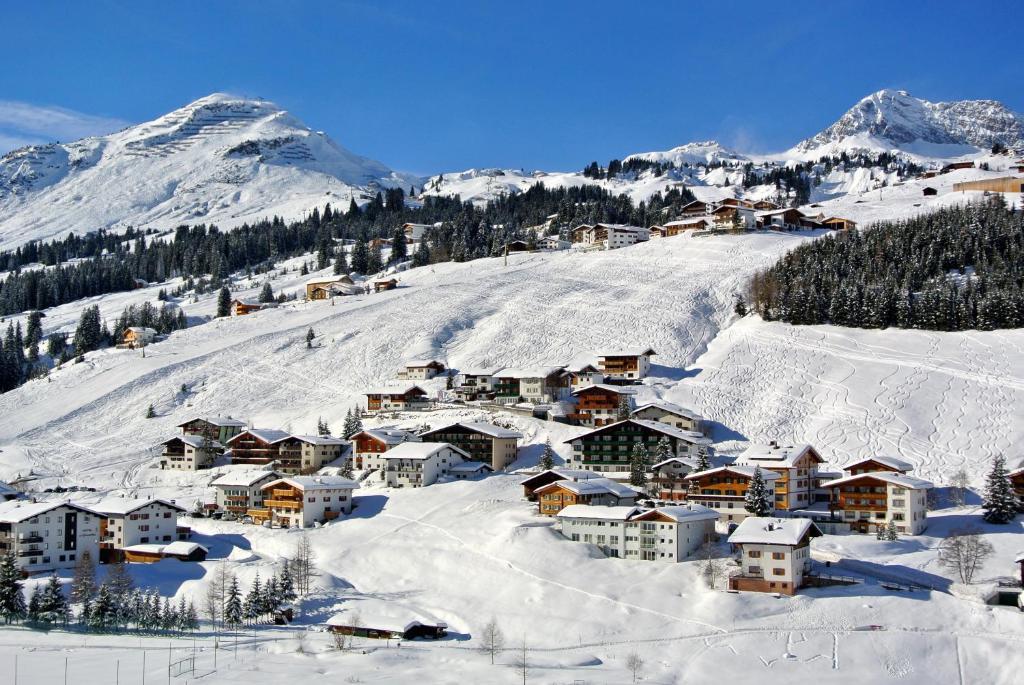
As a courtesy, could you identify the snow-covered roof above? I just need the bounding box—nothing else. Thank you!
[178,416,247,428]
[265,475,360,492]
[729,517,822,546]
[458,367,501,376]
[402,358,445,368]
[227,428,292,445]
[556,504,643,521]
[0,500,94,523]
[356,428,418,445]
[211,469,280,487]
[290,434,347,446]
[381,442,470,461]
[447,462,493,473]
[635,504,719,523]
[306,275,352,285]
[423,421,522,439]
[164,435,224,449]
[684,465,781,480]
[163,541,208,556]
[593,223,648,234]
[520,468,599,487]
[735,443,822,468]
[535,477,637,499]
[571,383,636,396]
[90,497,186,516]
[1015,551,1024,564]
[631,400,703,421]
[844,456,914,472]
[566,419,709,445]
[325,598,447,634]
[597,348,656,358]
[662,217,710,227]
[124,544,167,555]
[492,366,564,379]
[363,384,428,396]
[651,457,698,470]
[0,481,21,497]
[822,472,933,490]
[126,326,157,335]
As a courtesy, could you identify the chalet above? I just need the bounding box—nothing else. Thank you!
[519,468,599,500]
[159,435,223,471]
[369,238,391,250]
[565,419,711,474]
[274,435,347,474]
[504,240,531,253]
[255,475,359,528]
[419,422,522,470]
[630,400,703,433]
[0,501,102,574]
[734,443,825,510]
[710,204,755,229]
[123,541,208,564]
[648,225,667,238]
[92,498,188,556]
[1010,466,1024,511]
[305,275,355,300]
[327,600,448,640]
[378,442,469,487]
[232,299,275,316]
[942,161,974,173]
[682,466,781,522]
[822,472,933,535]
[922,186,938,196]
[448,462,494,479]
[563,361,603,391]
[727,517,822,595]
[757,208,806,230]
[570,384,635,427]
[716,197,752,209]
[403,223,433,242]
[650,457,699,501]
[212,469,280,517]
[535,478,638,516]
[373,278,398,293]
[492,366,568,404]
[571,223,649,249]
[454,367,501,400]
[178,416,247,444]
[364,385,430,412]
[350,428,419,471]
[679,200,709,216]
[537,236,571,250]
[752,200,780,210]
[597,348,655,381]
[820,216,858,231]
[226,429,292,466]
[0,481,21,502]
[396,359,446,381]
[571,224,596,244]
[842,456,913,477]
[557,504,717,561]
[121,327,157,349]
[662,217,710,236]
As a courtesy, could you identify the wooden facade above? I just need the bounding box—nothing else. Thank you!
[573,385,629,426]
[374,278,398,292]
[952,177,1024,193]
[1011,467,1024,512]
[227,430,289,465]
[820,216,857,231]
[365,386,429,411]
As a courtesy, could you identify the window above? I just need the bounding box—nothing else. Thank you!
[748,550,761,558]
[771,552,785,560]
[772,568,786,576]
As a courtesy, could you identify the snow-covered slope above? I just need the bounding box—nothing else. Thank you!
[625,140,746,166]
[0,93,416,249]
[792,89,1024,159]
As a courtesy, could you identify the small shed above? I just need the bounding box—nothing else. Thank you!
[373,278,398,293]
[922,187,938,197]
[505,240,531,253]
[326,599,448,640]
[122,327,157,349]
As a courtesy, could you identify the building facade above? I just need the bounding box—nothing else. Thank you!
[823,472,933,535]
[682,466,781,523]
[419,422,521,470]
[160,435,223,471]
[379,442,468,487]
[556,504,718,562]
[0,501,102,574]
[256,476,359,528]
[212,470,280,517]
[565,419,710,474]
[351,428,420,471]
[734,443,825,511]
[727,517,822,595]
[92,498,187,550]
[597,349,655,381]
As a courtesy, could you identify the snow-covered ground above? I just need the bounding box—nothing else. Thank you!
[1,224,1023,684]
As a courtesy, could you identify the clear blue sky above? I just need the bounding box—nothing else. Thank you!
[2,1,1021,174]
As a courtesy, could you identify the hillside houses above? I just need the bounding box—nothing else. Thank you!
[682,466,782,523]
[566,419,711,474]
[597,348,655,381]
[727,517,822,595]
[159,435,223,471]
[419,422,522,470]
[396,359,446,381]
[178,416,247,444]
[570,384,635,427]
[520,468,600,500]
[1010,466,1024,511]
[403,222,434,242]
[365,385,431,412]
[226,430,347,473]
[378,442,469,487]
[92,498,189,561]
[211,470,280,517]
[734,443,825,511]
[650,457,699,500]
[631,400,704,433]
[232,299,277,316]
[492,366,568,404]
[535,477,639,516]
[820,472,933,535]
[557,504,717,561]
[350,428,420,471]
[305,275,358,300]
[0,500,102,574]
[251,475,358,528]
[570,223,650,250]
[453,367,501,401]
[120,326,157,349]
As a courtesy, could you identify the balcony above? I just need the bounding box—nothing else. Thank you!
[18,547,43,557]
[18,534,43,543]
[264,499,303,509]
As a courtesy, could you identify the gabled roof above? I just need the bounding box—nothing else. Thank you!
[728,517,822,546]
[126,326,157,335]
[492,366,565,379]
[598,348,656,358]
[380,442,470,461]
[353,428,418,446]
[211,469,280,487]
[402,359,446,369]
[422,422,522,439]
[633,504,718,523]
[735,443,823,468]
[265,476,360,492]
[364,384,429,396]
[0,500,97,523]
[458,367,502,376]
[535,477,637,499]
[571,383,636,396]
[519,468,598,488]
[631,400,703,421]
[289,434,347,446]
[844,456,914,472]
[556,504,643,521]
[90,497,186,516]
[306,275,353,286]
[448,462,494,473]
[651,457,698,470]
[822,472,933,490]
[163,435,224,450]
[177,416,247,428]
[684,465,781,481]
[565,419,710,445]
[227,429,292,445]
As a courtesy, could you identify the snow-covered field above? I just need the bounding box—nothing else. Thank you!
[0,228,1023,683]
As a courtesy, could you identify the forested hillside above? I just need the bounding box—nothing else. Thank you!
[748,198,1024,330]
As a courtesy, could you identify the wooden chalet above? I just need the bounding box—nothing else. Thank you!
[843,456,913,477]
[373,278,398,293]
[662,217,709,236]
[650,457,698,501]
[121,327,157,349]
[922,186,938,196]
[364,385,430,412]
[226,429,292,466]
[1006,466,1024,511]
[419,421,522,470]
[305,275,354,300]
[821,472,932,535]
[752,200,780,210]
[505,240,531,253]
[397,359,446,381]
[519,469,596,500]
[327,601,448,640]
[757,208,805,230]
[534,477,638,516]
[648,225,667,238]
[177,416,247,444]
[941,161,974,173]
[728,518,822,595]
[682,466,781,522]
[123,541,208,564]
[820,216,857,231]
[570,383,634,427]
[232,299,275,316]
[597,348,655,381]
[570,224,594,244]
[678,200,709,216]
[369,238,392,250]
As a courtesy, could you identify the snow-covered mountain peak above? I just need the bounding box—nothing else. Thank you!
[626,140,746,166]
[794,90,1024,157]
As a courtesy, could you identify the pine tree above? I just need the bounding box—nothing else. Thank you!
[217,286,232,318]
[39,573,69,625]
[695,444,710,472]
[884,519,899,541]
[161,597,177,632]
[982,455,1017,524]
[0,551,26,624]
[27,586,42,623]
[70,550,96,606]
[391,227,408,262]
[316,416,330,436]
[654,437,673,465]
[145,403,156,418]
[89,584,115,631]
[243,574,261,624]
[629,442,648,488]
[278,564,296,605]
[539,439,555,471]
[616,395,632,421]
[258,281,275,303]
[744,466,773,516]
[224,577,243,629]
[340,459,355,479]
[350,238,370,274]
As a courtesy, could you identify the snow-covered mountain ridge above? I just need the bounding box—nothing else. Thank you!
[0,93,415,249]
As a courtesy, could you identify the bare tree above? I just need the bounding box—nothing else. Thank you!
[950,469,970,507]
[294,534,319,596]
[332,611,361,651]
[513,635,528,684]
[479,618,504,664]
[699,537,726,589]
[625,651,644,683]
[938,526,995,584]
